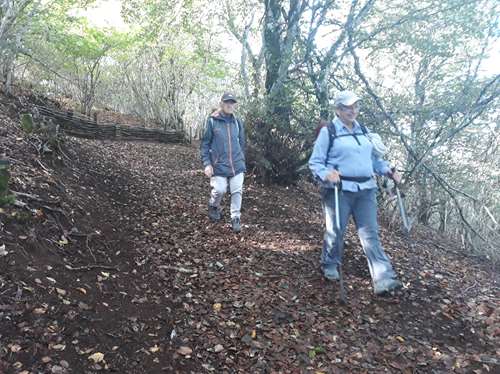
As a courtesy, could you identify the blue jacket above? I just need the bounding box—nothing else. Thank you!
[309,117,391,192]
[200,111,246,177]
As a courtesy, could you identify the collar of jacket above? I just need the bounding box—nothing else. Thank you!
[333,117,361,132]
[211,111,235,123]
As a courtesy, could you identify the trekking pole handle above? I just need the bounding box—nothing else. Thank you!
[389,166,398,184]
[389,166,405,186]
[389,166,407,197]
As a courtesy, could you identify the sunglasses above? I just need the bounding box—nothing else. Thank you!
[338,103,360,112]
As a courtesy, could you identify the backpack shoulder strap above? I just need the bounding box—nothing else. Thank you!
[326,121,337,156]
[233,117,243,138]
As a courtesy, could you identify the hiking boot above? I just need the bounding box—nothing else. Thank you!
[374,278,403,296]
[231,217,241,233]
[323,265,340,281]
[208,205,221,222]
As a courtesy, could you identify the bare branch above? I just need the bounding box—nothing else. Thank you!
[347,31,486,240]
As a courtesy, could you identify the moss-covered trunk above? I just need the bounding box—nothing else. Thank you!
[0,159,10,200]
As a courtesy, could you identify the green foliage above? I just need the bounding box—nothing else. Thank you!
[0,194,16,207]
[0,160,10,196]
[2,0,496,255]
[20,113,34,133]
[308,346,325,360]
[244,98,315,185]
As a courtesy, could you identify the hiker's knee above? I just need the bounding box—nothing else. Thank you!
[324,227,336,243]
[211,177,228,195]
[230,184,242,194]
[213,184,227,195]
[358,224,378,238]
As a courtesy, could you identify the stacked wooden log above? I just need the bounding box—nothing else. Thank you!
[33,105,186,144]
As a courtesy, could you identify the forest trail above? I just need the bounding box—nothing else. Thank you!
[0,95,499,373]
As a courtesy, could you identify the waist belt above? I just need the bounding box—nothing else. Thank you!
[340,176,373,183]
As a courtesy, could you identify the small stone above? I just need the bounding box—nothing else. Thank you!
[241,334,253,345]
[214,344,224,353]
[51,365,64,374]
[60,360,69,368]
[78,302,91,310]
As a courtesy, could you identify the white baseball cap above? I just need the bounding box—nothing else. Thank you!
[334,90,361,107]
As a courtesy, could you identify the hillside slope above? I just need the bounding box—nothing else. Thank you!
[0,92,498,373]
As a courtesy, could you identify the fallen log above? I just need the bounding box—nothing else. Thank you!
[32,105,186,144]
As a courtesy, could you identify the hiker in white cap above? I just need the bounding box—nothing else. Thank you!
[309,90,403,295]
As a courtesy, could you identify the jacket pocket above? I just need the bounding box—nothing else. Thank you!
[210,150,219,166]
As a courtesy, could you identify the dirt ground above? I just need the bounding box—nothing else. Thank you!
[0,92,498,373]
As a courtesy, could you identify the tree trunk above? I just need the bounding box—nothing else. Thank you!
[415,169,432,225]
[438,200,448,233]
[263,0,303,124]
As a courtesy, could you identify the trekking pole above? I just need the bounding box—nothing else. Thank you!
[390,168,412,235]
[333,176,347,304]
[395,185,411,234]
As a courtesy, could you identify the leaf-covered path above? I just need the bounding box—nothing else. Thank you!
[1,121,499,373]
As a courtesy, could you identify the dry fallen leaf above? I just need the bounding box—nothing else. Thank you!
[149,345,160,353]
[56,288,67,296]
[76,287,87,295]
[177,346,192,356]
[213,303,222,312]
[0,244,7,256]
[51,344,66,351]
[88,352,105,363]
[13,362,23,369]
[10,344,22,352]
